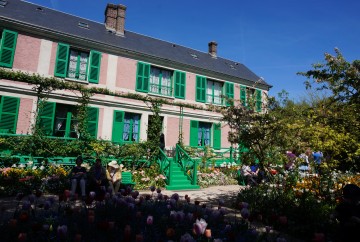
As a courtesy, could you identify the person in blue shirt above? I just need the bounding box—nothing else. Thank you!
[313,151,323,173]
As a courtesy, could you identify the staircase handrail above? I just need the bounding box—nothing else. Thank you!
[157,148,171,181]
[183,145,241,165]
[175,144,198,185]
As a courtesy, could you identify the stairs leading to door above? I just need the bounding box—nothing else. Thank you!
[166,160,200,191]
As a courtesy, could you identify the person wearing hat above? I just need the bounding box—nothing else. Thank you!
[106,160,123,195]
[69,156,87,198]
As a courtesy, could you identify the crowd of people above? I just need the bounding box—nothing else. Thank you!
[240,148,325,185]
[69,157,123,199]
[285,148,323,174]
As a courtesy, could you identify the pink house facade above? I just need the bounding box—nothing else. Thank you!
[0,1,271,152]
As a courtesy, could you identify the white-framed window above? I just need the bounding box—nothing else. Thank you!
[149,66,173,96]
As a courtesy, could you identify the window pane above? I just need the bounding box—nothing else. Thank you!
[79,52,88,80]
[161,70,172,96]
[123,117,131,141]
[198,122,211,146]
[206,81,213,103]
[68,50,78,78]
[150,68,160,93]
[213,82,222,104]
[132,114,140,141]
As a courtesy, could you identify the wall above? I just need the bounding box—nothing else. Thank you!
[13,34,41,73]
[16,97,34,134]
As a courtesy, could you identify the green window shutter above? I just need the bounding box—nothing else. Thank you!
[189,120,199,146]
[112,110,124,143]
[174,70,186,99]
[196,76,206,102]
[39,102,56,136]
[225,82,234,106]
[213,123,221,150]
[54,43,70,78]
[0,96,20,133]
[136,62,150,92]
[0,30,18,68]
[240,85,246,106]
[88,50,101,83]
[256,89,262,112]
[87,107,99,138]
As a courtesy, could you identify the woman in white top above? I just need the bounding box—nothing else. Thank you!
[106,160,122,195]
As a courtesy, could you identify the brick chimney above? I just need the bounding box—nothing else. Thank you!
[208,41,218,58]
[105,3,127,36]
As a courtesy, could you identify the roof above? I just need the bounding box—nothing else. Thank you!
[0,0,271,88]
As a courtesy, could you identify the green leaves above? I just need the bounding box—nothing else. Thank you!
[299,48,360,105]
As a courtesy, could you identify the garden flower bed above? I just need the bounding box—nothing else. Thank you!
[0,187,290,242]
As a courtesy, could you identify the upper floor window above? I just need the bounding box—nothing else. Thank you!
[206,80,223,105]
[240,86,262,112]
[196,76,234,106]
[0,29,18,68]
[68,49,89,81]
[150,67,172,96]
[54,43,101,83]
[136,62,186,99]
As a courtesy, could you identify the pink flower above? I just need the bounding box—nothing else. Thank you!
[193,218,207,235]
[146,215,153,225]
[89,191,96,199]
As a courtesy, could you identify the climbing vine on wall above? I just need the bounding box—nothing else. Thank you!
[0,68,222,159]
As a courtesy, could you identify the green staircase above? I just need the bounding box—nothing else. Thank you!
[166,160,200,191]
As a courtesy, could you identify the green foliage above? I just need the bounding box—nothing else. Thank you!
[145,99,163,157]
[132,163,167,190]
[222,98,286,170]
[0,164,69,196]
[0,68,220,112]
[197,167,238,188]
[299,48,360,105]
[237,182,336,241]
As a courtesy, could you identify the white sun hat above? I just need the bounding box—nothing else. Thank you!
[108,160,120,169]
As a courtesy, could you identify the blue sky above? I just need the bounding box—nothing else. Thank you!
[27,0,360,100]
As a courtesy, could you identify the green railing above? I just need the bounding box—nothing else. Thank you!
[183,145,241,166]
[157,148,171,180]
[175,144,198,185]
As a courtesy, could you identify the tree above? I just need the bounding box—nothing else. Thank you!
[299,49,360,170]
[299,48,360,105]
[221,97,286,171]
